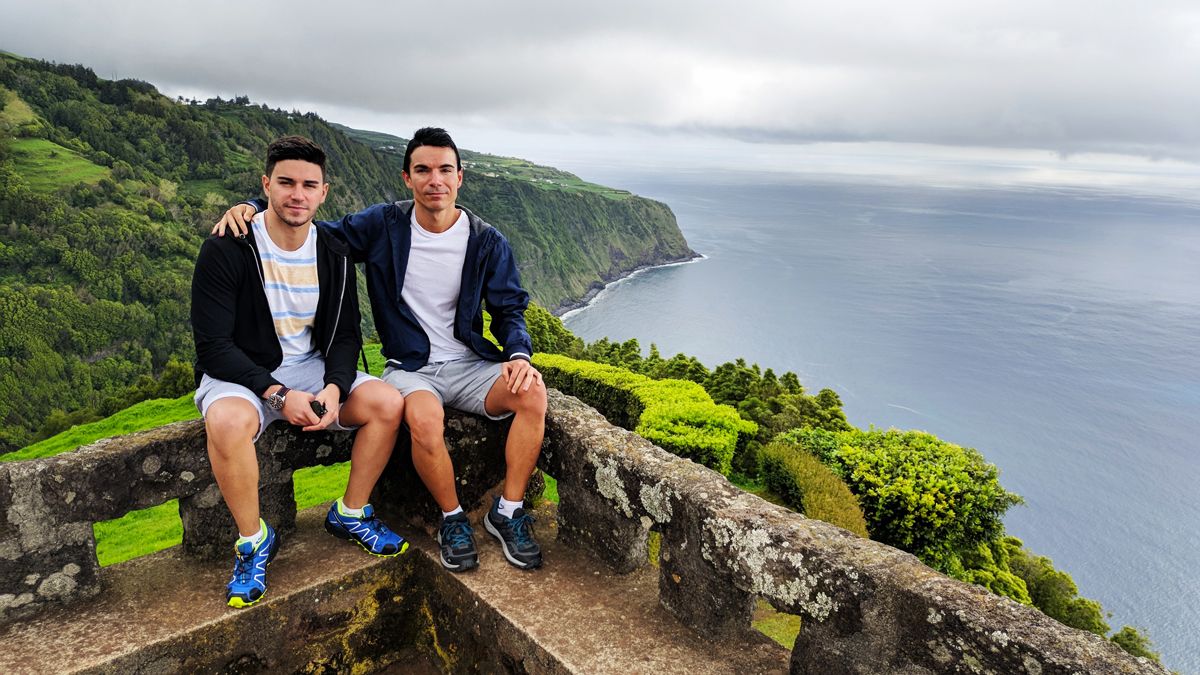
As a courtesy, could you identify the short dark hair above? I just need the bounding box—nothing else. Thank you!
[403,127,461,173]
[265,135,327,180]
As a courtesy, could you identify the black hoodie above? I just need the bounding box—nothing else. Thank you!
[190,224,361,402]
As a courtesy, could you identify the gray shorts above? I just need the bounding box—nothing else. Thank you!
[382,354,509,420]
[194,352,380,441]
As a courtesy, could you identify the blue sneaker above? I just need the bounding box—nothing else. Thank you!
[324,502,409,557]
[485,498,543,570]
[226,521,279,608]
[437,512,479,572]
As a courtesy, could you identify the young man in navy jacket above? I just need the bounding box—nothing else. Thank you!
[216,128,546,572]
[194,136,409,608]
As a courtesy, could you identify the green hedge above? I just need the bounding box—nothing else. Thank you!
[776,427,1021,573]
[760,441,868,537]
[535,353,755,475]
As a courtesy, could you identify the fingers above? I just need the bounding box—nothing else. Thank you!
[506,362,541,393]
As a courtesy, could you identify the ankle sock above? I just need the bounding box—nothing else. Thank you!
[498,497,523,519]
[336,497,365,518]
[442,505,464,519]
[236,519,266,549]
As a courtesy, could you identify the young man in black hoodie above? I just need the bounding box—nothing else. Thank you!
[192,136,408,608]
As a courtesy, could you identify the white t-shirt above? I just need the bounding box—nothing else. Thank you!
[251,213,319,364]
[403,209,471,362]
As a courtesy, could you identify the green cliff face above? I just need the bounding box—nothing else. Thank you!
[333,125,697,312]
[0,53,693,451]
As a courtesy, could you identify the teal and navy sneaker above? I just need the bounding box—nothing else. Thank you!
[324,502,409,557]
[226,520,279,608]
[484,498,543,570]
[437,512,479,572]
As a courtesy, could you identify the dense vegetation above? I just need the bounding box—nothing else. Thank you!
[534,353,756,475]
[0,53,691,452]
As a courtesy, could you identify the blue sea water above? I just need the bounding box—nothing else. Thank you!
[559,170,1200,672]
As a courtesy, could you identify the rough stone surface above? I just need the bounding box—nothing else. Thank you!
[0,506,789,675]
[0,388,1170,674]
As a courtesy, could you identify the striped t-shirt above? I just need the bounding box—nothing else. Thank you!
[251,213,319,364]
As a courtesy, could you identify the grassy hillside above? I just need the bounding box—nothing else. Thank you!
[0,52,693,452]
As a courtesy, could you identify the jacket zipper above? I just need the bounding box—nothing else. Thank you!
[326,255,348,355]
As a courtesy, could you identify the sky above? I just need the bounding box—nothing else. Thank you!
[2,0,1199,191]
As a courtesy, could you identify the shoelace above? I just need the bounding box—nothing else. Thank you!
[508,513,536,547]
[232,552,254,584]
[443,519,474,549]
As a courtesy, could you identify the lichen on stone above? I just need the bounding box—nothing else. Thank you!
[703,516,838,621]
[639,481,673,523]
[589,452,632,517]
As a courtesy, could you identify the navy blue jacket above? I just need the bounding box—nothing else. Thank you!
[247,199,532,371]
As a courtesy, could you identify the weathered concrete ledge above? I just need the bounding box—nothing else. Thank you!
[0,389,1166,674]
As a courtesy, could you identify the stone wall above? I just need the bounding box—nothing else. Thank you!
[0,390,1166,674]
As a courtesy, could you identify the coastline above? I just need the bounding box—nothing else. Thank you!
[553,252,706,319]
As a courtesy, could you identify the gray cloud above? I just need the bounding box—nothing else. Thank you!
[1,0,1197,159]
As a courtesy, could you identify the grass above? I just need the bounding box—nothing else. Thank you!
[94,500,182,567]
[8,137,110,192]
[0,87,36,128]
[2,394,200,463]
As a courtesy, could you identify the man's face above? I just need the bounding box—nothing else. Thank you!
[262,159,328,228]
[403,145,462,214]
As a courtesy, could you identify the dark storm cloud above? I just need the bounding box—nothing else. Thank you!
[1,0,1197,159]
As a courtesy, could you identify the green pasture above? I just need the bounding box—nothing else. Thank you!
[8,137,110,192]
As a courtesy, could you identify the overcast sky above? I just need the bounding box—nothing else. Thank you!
[2,0,1199,187]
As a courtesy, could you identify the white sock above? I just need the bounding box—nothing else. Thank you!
[336,497,365,517]
[442,506,464,519]
[498,497,523,519]
[236,523,265,548]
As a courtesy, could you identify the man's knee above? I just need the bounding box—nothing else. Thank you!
[205,398,260,451]
[351,382,406,428]
[406,400,445,449]
[513,380,548,417]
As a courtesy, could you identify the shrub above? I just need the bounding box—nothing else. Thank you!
[536,353,755,475]
[776,427,1021,573]
[760,441,868,537]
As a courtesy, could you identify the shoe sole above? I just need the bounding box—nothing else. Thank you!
[436,532,479,572]
[484,516,543,570]
[325,519,409,558]
[227,535,280,608]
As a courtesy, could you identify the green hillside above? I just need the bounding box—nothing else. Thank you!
[0,53,694,453]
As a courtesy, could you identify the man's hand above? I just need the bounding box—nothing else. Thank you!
[303,384,342,432]
[211,203,258,237]
[281,389,321,427]
[501,359,542,394]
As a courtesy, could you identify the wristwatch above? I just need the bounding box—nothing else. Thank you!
[265,386,290,411]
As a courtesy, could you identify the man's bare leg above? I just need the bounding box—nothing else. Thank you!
[337,380,405,508]
[204,397,263,536]
[484,376,548,502]
[405,391,461,512]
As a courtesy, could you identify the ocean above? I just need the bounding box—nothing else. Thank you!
[558,170,1200,672]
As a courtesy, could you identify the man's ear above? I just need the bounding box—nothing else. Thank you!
[261,174,270,195]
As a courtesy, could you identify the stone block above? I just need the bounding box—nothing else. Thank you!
[555,478,649,573]
[0,528,99,624]
[375,409,509,527]
[33,420,212,523]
